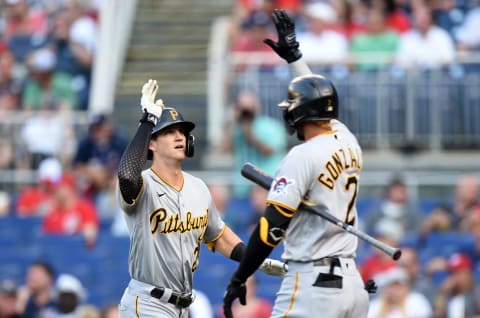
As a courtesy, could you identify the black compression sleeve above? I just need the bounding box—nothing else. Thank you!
[233,224,274,283]
[117,114,154,204]
[230,242,246,262]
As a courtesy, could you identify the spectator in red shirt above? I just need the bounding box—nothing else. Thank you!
[360,223,399,282]
[41,173,99,247]
[371,0,410,33]
[16,157,62,217]
[3,0,48,39]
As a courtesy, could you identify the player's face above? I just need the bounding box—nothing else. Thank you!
[151,125,186,160]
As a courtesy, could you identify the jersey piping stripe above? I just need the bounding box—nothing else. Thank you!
[272,204,295,218]
[266,200,296,214]
[150,168,184,191]
[311,129,338,138]
[135,296,140,318]
[205,224,227,251]
[283,272,300,318]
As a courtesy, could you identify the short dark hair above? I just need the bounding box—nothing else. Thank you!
[31,261,55,280]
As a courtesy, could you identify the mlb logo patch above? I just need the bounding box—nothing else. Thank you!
[272,176,294,194]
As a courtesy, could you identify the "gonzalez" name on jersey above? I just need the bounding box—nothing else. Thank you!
[317,147,361,190]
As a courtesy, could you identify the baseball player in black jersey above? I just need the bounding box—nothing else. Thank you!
[116,80,287,318]
[223,9,370,318]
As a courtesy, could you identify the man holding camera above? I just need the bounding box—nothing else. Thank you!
[222,90,287,200]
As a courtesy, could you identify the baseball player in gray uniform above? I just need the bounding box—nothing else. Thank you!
[117,80,287,318]
[223,9,370,318]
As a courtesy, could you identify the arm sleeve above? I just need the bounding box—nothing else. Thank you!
[289,59,313,77]
[233,224,274,282]
[233,204,292,282]
[117,114,154,204]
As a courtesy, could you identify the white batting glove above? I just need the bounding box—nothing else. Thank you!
[140,79,164,121]
[259,258,288,277]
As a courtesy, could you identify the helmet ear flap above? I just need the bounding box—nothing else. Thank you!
[185,135,195,157]
[283,109,296,135]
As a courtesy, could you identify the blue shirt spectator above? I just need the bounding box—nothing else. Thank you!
[73,114,128,199]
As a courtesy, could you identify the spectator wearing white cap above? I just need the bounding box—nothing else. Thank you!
[40,273,99,318]
[368,267,433,318]
[296,2,349,67]
[22,47,78,110]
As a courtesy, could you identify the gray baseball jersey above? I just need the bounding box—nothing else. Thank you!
[266,119,369,317]
[267,119,361,261]
[116,168,225,293]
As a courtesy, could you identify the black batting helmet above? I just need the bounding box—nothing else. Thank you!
[279,74,338,136]
[148,107,195,159]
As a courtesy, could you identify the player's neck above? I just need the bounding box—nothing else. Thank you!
[151,160,184,191]
[302,121,333,140]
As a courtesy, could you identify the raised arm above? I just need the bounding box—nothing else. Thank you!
[117,80,164,205]
[263,9,312,77]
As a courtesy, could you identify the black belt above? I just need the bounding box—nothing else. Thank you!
[313,257,341,268]
[150,287,193,308]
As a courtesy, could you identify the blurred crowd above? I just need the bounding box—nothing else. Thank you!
[1,0,480,317]
[0,262,119,318]
[0,0,99,113]
[0,0,101,182]
[228,0,480,72]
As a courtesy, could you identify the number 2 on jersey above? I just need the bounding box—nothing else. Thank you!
[344,175,358,226]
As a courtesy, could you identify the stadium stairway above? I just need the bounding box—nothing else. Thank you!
[113,0,234,170]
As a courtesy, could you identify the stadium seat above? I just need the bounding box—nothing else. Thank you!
[418,198,442,215]
[0,216,43,245]
[0,263,24,284]
[421,231,477,261]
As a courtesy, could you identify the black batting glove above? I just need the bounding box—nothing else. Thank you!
[263,9,302,63]
[223,276,247,318]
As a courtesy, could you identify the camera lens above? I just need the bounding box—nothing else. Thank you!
[240,109,254,120]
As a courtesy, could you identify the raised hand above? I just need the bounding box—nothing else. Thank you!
[263,9,302,63]
[140,79,164,120]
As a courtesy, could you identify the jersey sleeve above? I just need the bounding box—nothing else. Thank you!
[266,146,314,211]
[202,186,226,243]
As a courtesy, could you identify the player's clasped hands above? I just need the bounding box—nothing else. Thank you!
[259,258,288,277]
[140,79,164,118]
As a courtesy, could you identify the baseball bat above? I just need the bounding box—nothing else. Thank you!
[241,162,402,261]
